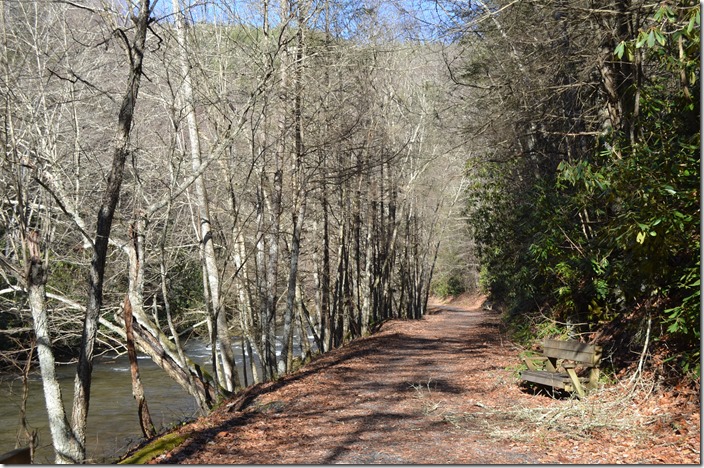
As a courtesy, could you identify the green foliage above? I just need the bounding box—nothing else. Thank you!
[431,273,466,298]
[663,266,700,340]
[608,3,699,358]
[48,259,84,300]
[466,0,700,376]
[550,22,700,365]
[168,256,205,313]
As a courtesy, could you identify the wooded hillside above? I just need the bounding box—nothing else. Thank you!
[449,0,699,381]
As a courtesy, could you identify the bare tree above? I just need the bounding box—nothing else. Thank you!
[70,0,155,460]
[170,0,238,394]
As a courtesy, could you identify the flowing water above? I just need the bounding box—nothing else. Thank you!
[0,335,314,463]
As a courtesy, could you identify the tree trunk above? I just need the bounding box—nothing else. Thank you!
[25,231,83,464]
[158,194,210,411]
[281,196,306,372]
[280,8,307,372]
[171,0,237,394]
[265,172,281,376]
[255,184,276,380]
[71,0,152,457]
[124,220,156,438]
[234,232,262,384]
[123,294,156,438]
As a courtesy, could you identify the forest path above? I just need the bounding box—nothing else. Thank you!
[140,295,699,464]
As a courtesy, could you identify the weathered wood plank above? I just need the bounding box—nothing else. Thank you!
[542,339,602,364]
[0,447,31,464]
[520,370,570,388]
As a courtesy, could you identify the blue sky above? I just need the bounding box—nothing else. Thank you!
[153,0,455,42]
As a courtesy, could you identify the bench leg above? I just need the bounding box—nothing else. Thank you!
[587,368,599,390]
[546,357,558,373]
[522,356,548,371]
[565,368,585,398]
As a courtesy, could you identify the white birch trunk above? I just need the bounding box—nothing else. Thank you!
[26,234,82,464]
[171,0,237,392]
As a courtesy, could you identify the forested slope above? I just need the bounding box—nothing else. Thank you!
[445,0,700,380]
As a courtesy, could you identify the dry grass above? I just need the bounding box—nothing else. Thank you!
[409,368,699,463]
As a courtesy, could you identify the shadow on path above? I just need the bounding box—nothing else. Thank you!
[151,305,533,464]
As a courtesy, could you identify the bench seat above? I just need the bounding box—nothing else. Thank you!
[521,369,589,392]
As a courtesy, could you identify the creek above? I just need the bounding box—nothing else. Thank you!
[0,335,313,463]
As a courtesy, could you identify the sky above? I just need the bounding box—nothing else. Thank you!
[152,0,458,43]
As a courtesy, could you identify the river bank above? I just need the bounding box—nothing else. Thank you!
[116,296,700,464]
[1,333,306,464]
[0,344,206,463]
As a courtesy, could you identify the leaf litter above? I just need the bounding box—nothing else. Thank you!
[119,294,699,465]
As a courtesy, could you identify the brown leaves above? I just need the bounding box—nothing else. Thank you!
[129,296,700,465]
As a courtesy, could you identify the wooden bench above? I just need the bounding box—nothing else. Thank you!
[0,447,31,464]
[520,338,602,398]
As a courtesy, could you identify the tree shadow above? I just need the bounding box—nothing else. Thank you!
[152,307,515,464]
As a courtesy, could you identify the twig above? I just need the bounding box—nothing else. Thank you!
[629,313,652,392]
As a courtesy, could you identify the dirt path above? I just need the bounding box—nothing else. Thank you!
[141,297,700,464]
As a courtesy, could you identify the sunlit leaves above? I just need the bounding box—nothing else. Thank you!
[615,0,700,91]
[463,0,699,376]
